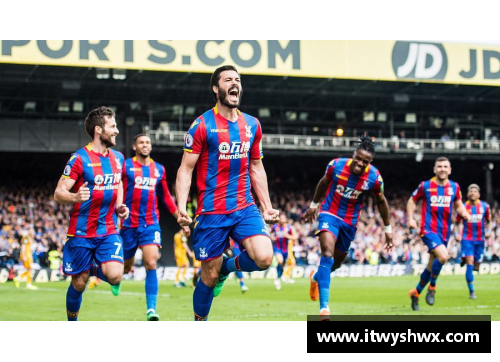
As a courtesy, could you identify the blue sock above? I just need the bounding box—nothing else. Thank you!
[221,250,262,275]
[89,265,111,284]
[430,259,444,287]
[66,284,83,321]
[239,280,245,287]
[466,265,474,293]
[416,268,431,294]
[193,279,214,321]
[315,256,334,310]
[277,263,284,278]
[235,270,243,279]
[145,269,158,311]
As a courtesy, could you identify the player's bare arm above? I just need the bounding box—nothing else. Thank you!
[304,175,329,223]
[115,181,129,220]
[406,197,418,230]
[454,199,472,222]
[54,178,89,205]
[175,152,200,226]
[249,158,279,224]
[375,192,393,251]
[455,220,464,242]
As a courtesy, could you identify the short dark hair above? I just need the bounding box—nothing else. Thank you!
[356,135,376,155]
[210,65,240,102]
[435,156,450,164]
[133,133,150,143]
[84,106,115,138]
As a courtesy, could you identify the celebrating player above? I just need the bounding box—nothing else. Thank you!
[270,213,298,290]
[304,136,393,320]
[176,65,279,321]
[455,184,491,299]
[408,157,471,311]
[119,134,189,321]
[174,227,193,288]
[54,106,130,321]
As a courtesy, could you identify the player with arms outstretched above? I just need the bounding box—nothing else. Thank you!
[119,134,189,320]
[304,136,393,320]
[455,183,491,299]
[408,157,471,310]
[176,65,279,321]
[54,106,130,321]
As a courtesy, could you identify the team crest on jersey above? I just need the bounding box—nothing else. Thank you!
[362,180,370,190]
[447,188,454,196]
[64,262,73,272]
[322,222,329,229]
[154,168,160,178]
[245,125,253,138]
[199,248,208,259]
[115,158,122,170]
[63,165,71,176]
[185,133,193,147]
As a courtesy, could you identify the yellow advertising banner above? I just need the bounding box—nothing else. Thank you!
[1,40,500,86]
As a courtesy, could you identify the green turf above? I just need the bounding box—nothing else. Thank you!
[0,275,498,321]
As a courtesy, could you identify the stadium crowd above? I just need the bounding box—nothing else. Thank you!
[1,185,500,269]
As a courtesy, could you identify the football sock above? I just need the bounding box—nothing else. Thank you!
[89,265,111,284]
[277,263,284,278]
[235,270,243,280]
[221,250,262,276]
[193,279,214,321]
[145,269,158,311]
[316,256,334,310]
[430,259,444,287]
[181,267,187,281]
[175,268,181,283]
[416,268,431,294]
[66,284,83,321]
[466,264,474,293]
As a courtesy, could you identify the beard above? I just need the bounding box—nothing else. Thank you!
[100,131,115,148]
[218,87,242,109]
[137,149,151,158]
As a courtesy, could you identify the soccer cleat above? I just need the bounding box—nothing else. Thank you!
[110,283,121,296]
[13,277,19,289]
[274,279,282,290]
[460,258,466,267]
[240,284,249,293]
[309,271,319,301]
[409,289,420,311]
[469,292,477,300]
[88,279,97,289]
[426,286,436,306]
[147,309,160,321]
[179,281,186,287]
[26,283,38,290]
[174,282,183,288]
[319,307,330,321]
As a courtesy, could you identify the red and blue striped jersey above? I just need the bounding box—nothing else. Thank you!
[62,144,124,238]
[183,105,263,216]
[320,158,384,227]
[272,224,294,252]
[456,200,491,241]
[412,178,462,241]
[121,157,178,228]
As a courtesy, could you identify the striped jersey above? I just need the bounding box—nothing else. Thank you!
[183,105,263,216]
[411,177,462,241]
[62,144,124,238]
[121,157,177,228]
[456,200,491,241]
[272,223,294,252]
[320,158,384,227]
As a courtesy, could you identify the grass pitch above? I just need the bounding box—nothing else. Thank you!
[0,275,498,321]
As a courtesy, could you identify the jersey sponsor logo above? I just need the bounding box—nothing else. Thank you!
[185,133,194,147]
[218,141,251,160]
[470,213,483,223]
[245,125,253,138]
[335,184,363,200]
[87,162,102,167]
[210,128,228,133]
[134,176,157,190]
[110,254,124,261]
[93,173,121,190]
[63,165,71,176]
[199,248,208,259]
[430,195,452,207]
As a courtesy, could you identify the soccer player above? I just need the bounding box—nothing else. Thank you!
[282,238,297,284]
[120,133,190,321]
[304,136,393,320]
[455,184,491,299]
[408,157,471,311]
[176,65,279,321]
[14,227,38,290]
[174,227,193,287]
[270,213,297,290]
[54,106,130,321]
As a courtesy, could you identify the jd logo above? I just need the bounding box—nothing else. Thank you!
[392,41,447,80]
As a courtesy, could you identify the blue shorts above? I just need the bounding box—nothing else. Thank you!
[461,240,484,262]
[316,213,356,254]
[193,204,269,261]
[273,247,288,263]
[63,234,123,275]
[421,232,447,252]
[120,224,161,260]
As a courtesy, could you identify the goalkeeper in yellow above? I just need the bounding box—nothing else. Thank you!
[174,228,193,287]
[14,228,38,290]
